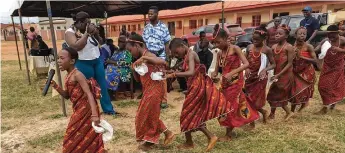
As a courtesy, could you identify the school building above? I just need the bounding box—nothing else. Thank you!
[104,0,345,38]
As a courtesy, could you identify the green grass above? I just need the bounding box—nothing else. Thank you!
[2,60,345,153]
[28,130,64,149]
[1,61,61,119]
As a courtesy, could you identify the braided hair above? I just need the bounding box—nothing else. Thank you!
[253,24,268,38]
[169,38,187,50]
[278,24,291,35]
[63,47,78,60]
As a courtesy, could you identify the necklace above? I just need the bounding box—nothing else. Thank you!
[293,42,306,58]
[252,46,263,58]
[219,47,230,67]
[274,42,287,54]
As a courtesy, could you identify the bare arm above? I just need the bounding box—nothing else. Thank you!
[52,82,69,99]
[275,45,294,78]
[65,31,89,51]
[263,48,276,72]
[307,30,318,42]
[175,51,196,77]
[142,55,167,65]
[75,71,99,117]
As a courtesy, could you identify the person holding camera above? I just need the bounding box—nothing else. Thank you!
[64,11,116,115]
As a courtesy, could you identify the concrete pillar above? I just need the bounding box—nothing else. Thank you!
[269,9,274,20]
[321,4,327,13]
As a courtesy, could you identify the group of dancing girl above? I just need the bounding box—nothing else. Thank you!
[51,11,345,152]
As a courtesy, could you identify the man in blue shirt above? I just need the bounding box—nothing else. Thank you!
[143,6,171,109]
[300,6,320,43]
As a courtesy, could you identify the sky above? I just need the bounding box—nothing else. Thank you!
[0,0,39,24]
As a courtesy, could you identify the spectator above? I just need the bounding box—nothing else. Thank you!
[300,6,320,43]
[27,27,38,49]
[197,39,213,72]
[64,11,116,115]
[100,39,117,69]
[36,35,48,50]
[105,35,132,100]
[194,31,214,53]
[119,26,130,38]
[267,17,282,47]
[339,21,345,37]
[143,6,171,109]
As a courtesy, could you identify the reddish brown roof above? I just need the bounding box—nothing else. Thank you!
[103,0,308,24]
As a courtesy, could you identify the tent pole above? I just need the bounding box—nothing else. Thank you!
[11,15,22,70]
[104,11,108,38]
[222,0,224,29]
[46,0,67,117]
[144,14,147,26]
[18,8,31,85]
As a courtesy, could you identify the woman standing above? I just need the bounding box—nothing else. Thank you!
[64,11,115,115]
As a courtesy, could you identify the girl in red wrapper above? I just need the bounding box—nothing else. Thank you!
[244,24,276,127]
[314,25,345,114]
[51,47,105,153]
[212,26,259,141]
[290,27,317,113]
[126,34,175,151]
[266,24,295,120]
[166,38,231,152]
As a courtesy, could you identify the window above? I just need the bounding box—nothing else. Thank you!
[236,17,242,27]
[177,21,182,29]
[194,26,205,35]
[138,24,141,31]
[168,22,175,35]
[273,12,290,19]
[64,26,66,30]
[189,20,197,29]
[128,25,130,31]
[57,26,61,30]
[132,25,136,31]
[198,19,203,27]
[47,27,50,30]
[205,26,214,33]
[112,26,116,31]
[266,18,287,29]
[312,10,320,13]
[252,15,261,26]
[205,19,208,25]
[289,17,304,30]
[334,8,343,12]
[41,27,44,30]
[219,18,226,24]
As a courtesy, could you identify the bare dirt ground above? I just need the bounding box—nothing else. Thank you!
[1,41,345,153]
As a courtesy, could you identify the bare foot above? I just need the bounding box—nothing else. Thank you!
[177,143,194,150]
[262,110,269,124]
[298,103,309,113]
[217,135,231,142]
[206,136,218,152]
[284,112,294,121]
[138,143,154,151]
[268,113,275,120]
[315,107,328,115]
[163,132,176,146]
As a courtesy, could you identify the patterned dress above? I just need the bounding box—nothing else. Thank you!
[245,48,268,110]
[105,50,132,91]
[135,60,167,144]
[318,45,345,105]
[219,47,259,128]
[290,45,315,105]
[180,51,232,132]
[267,44,294,108]
[63,69,104,153]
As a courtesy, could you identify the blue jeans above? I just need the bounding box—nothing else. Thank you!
[76,58,115,114]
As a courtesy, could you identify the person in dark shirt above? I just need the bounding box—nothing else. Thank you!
[36,35,49,50]
[197,39,213,72]
[119,26,130,38]
[300,6,320,43]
